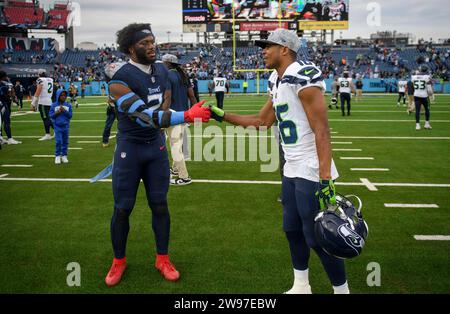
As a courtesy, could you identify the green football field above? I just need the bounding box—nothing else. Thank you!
[0,94,449,294]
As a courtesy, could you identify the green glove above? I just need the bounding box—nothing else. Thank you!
[316,179,337,211]
[208,104,225,122]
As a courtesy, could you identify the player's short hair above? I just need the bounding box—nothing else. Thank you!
[116,23,153,54]
[0,71,7,79]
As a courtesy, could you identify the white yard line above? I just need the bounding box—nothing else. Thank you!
[13,120,105,123]
[1,177,449,192]
[414,235,450,241]
[340,157,374,160]
[385,204,439,208]
[333,149,362,152]
[329,119,450,123]
[333,136,450,140]
[351,168,390,171]
[16,136,103,139]
[69,148,84,150]
[12,135,450,141]
[1,165,33,168]
[0,174,10,178]
[32,155,54,158]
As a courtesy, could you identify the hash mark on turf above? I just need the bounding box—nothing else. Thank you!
[351,168,389,171]
[360,178,378,191]
[414,235,450,241]
[385,204,439,208]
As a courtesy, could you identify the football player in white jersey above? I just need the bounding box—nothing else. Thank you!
[338,71,355,116]
[32,72,54,141]
[209,29,348,294]
[411,65,432,130]
[213,73,228,109]
[397,78,408,107]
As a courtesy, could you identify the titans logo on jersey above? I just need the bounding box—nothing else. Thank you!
[106,62,171,142]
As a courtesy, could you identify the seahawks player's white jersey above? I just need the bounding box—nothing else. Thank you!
[268,61,339,182]
[398,80,407,93]
[213,77,227,92]
[338,77,352,94]
[411,74,431,98]
[36,77,54,106]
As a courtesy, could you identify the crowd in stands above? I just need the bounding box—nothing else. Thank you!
[51,47,126,82]
[1,40,449,85]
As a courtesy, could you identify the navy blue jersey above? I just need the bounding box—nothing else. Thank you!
[168,69,189,112]
[108,62,171,143]
[0,81,12,106]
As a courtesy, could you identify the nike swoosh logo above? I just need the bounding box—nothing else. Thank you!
[305,69,315,75]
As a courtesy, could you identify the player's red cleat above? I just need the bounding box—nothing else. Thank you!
[155,255,180,282]
[105,257,127,287]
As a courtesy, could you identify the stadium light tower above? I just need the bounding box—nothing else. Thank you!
[167,31,171,43]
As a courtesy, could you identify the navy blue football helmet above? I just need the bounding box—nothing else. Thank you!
[419,65,429,74]
[314,194,369,259]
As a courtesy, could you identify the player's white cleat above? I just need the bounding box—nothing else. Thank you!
[284,284,312,294]
[170,177,192,186]
[0,136,6,145]
[39,134,53,141]
[7,138,22,145]
[61,156,69,163]
[424,122,432,130]
[416,123,421,130]
[55,156,61,165]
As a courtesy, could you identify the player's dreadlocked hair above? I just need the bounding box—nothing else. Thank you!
[116,23,153,54]
[173,64,190,87]
[166,62,189,86]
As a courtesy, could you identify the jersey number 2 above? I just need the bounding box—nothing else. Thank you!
[275,103,298,145]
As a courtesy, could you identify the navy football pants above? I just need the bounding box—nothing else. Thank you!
[111,134,171,258]
[340,93,351,115]
[414,97,430,123]
[282,176,347,286]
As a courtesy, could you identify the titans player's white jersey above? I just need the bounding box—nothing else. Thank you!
[411,74,431,98]
[268,61,339,182]
[398,80,407,93]
[36,77,54,106]
[338,77,353,94]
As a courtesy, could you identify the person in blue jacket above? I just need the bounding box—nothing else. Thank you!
[49,89,73,165]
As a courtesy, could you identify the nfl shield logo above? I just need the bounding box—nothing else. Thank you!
[121,152,127,159]
[151,77,155,83]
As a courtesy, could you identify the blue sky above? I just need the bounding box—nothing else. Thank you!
[40,0,450,46]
